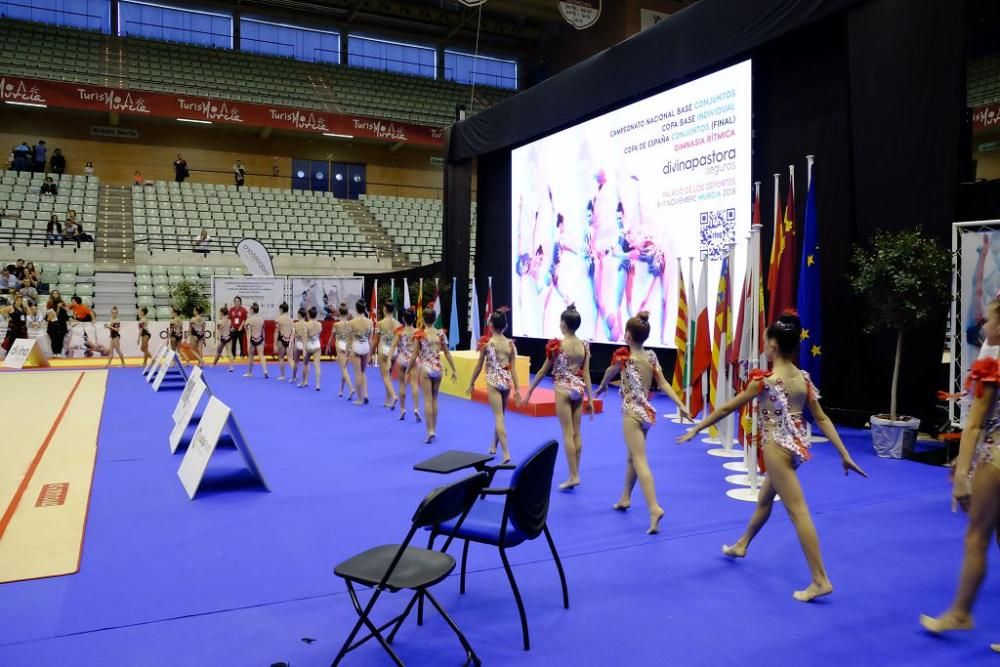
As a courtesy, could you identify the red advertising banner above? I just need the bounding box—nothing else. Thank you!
[0,75,445,146]
[973,103,1000,133]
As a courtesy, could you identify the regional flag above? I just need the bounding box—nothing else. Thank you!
[689,260,712,418]
[796,167,822,385]
[767,171,797,322]
[403,277,411,311]
[709,254,732,413]
[468,279,481,350]
[671,262,689,397]
[432,278,443,328]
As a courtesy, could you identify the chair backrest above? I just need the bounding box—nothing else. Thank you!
[412,472,488,529]
[507,440,559,540]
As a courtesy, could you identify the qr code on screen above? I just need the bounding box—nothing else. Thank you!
[699,208,736,259]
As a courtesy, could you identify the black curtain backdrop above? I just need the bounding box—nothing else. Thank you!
[456,0,966,425]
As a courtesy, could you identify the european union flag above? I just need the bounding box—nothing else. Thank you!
[796,168,822,386]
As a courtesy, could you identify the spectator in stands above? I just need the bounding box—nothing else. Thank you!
[76,221,93,243]
[174,153,189,183]
[228,295,248,358]
[40,176,58,196]
[0,267,21,293]
[272,157,280,177]
[194,228,211,254]
[133,171,144,186]
[23,262,39,284]
[69,295,93,322]
[19,278,38,303]
[84,161,95,179]
[7,148,13,170]
[64,217,80,242]
[234,160,246,189]
[47,214,63,242]
[33,140,46,173]
[50,148,66,175]
[12,142,30,172]
[12,259,26,281]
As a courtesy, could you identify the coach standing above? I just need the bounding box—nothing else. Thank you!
[228,295,248,359]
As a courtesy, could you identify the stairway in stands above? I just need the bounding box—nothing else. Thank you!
[95,185,135,267]
[337,200,414,269]
[93,271,137,320]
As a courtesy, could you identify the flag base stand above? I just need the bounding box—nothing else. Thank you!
[707,447,742,458]
[701,436,722,444]
[669,416,693,425]
[723,460,749,472]
[725,473,757,487]
[726,486,779,503]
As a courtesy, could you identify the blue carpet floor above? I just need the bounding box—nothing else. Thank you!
[0,363,997,666]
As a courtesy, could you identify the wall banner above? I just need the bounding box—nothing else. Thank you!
[290,276,364,320]
[212,277,287,320]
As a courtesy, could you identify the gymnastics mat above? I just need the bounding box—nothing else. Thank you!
[0,370,107,583]
[470,386,603,417]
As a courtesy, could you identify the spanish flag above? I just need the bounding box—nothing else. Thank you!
[671,262,689,397]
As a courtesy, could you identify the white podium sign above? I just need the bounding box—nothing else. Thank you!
[172,366,208,423]
[169,378,207,454]
[152,351,187,391]
[146,346,169,383]
[144,343,166,376]
[2,338,48,369]
[176,396,269,499]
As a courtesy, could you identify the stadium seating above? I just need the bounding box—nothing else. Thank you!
[0,171,99,249]
[359,194,477,265]
[0,19,511,128]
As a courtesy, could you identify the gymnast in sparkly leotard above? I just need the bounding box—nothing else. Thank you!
[410,308,456,444]
[389,308,421,422]
[468,311,521,464]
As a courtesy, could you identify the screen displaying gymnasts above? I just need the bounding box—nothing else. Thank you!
[511,59,752,346]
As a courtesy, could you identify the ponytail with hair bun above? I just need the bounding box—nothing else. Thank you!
[625,310,651,343]
[766,309,803,356]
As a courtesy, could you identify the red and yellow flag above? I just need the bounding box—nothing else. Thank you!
[767,172,796,322]
[671,263,688,396]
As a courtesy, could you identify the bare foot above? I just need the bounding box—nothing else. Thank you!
[558,479,580,491]
[647,508,665,535]
[793,581,834,602]
[919,612,974,633]
[722,543,747,558]
[612,501,631,512]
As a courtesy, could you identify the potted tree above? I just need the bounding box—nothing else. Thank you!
[171,280,211,319]
[849,228,952,458]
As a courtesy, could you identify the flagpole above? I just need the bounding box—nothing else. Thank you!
[686,255,695,419]
[390,277,395,316]
[700,252,709,425]
[722,232,753,473]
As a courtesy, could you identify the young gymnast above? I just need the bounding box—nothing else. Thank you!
[678,310,867,600]
[289,307,308,384]
[388,308,421,422]
[920,299,1000,643]
[104,306,126,367]
[410,307,457,443]
[244,302,268,378]
[348,299,373,405]
[333,304,354,398]
[298,306,322,390]
[274,302,293,381]
[525,304,594,489]
[167,307,183,353]
[374,303,400,408]
[137,307,152,366]
[596,311,691,534]
[467,310,521,464]
[211,305,234,372]
[187,305,206,367]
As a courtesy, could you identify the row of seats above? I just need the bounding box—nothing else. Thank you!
[357,193,479,265]
[1,19,511,128]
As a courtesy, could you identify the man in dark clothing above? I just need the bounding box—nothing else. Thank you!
[40,177,58,196]
[174,153,189,183]
[33,140,46,173]
[49,148,66,175]
[12,142,30,172]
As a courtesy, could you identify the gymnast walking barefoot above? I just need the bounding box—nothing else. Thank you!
[288,307,309,385]
[467,310,521,464]
[678,311,867,601]
[211,306,234,372]
[410,308,457,443]
[298,306,322,390]
[274,302,293,381]
[526,304,594,490]
[244,303,268,378]
[596,311,690,534]
[374,303,400,408]
[104,306,126,367]
[333,304,354,398]
[167,307,183,353]
[921,298,1000,638]
[348,299,373,405]
[388,308,421,422]
[137,307,152,367]
[187,305,206,367]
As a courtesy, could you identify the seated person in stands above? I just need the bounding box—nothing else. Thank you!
[133,171,144,186]
[39,176,58,196]
[47,214,62,241]
[69,295,94,322]
[194,228,211,253]
[0,267,21,293]
[19,278,37,303]
[23,262,39,284]
[64,218,80,241]
[76,221,93,242]
[12,259,26,280]
[49,148,65,175]
[84,161,95,178]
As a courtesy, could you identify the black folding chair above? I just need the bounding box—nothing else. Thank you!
[428,440,568,651]
[331,471,488,667]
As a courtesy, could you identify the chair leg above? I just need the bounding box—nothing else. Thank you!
[460,539,470,594]
[385,590,421,644]
[332,583,388,667]
[543,525,570,609]
[424,589,482,667]
[498,547,530,651]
